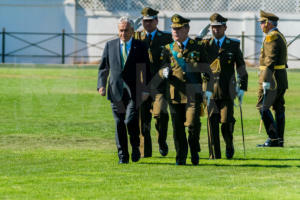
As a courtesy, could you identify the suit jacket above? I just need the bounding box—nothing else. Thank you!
[97,38,150,103]
[200,36,248,100]
[259,28,288,90]
[134,29,173,76]
[134,29,173,93]
[159,38,214,104]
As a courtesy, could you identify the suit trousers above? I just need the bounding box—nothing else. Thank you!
[208,99,235,159]
[139,93,169,157]
[111,89,140,162]
[169,103,201,163]
[257,88,286,140]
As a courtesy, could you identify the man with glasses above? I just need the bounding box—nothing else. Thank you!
[134,7,173,158]
[256,10,288,147]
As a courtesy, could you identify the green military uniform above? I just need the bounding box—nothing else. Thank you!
[159,14,214,165]
[199,13,248,159]
[134,7,173,157]
[256,10,288,147]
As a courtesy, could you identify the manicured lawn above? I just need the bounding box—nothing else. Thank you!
[0,64,300,199]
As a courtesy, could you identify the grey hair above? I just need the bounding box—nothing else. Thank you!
[118,16,134,28]
[269,20,278,27]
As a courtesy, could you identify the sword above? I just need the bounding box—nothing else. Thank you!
[239,102,246,158]
[236,76,246,157]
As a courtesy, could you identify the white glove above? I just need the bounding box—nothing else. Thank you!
[237,89,244,105]
[198,24,210,39]
[205,91,213,107]
[162,67,170,79]
[262,82,270,94]
[133,16,143,30]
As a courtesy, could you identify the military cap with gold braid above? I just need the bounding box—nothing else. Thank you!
[258,10,279,22]
[141,7,159,20]
[171,14,190,28]
[210,13,227,26]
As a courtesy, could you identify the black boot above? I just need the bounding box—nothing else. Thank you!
[191,151,199,165]
[226,145,235,159]
[275,111,285,147]
[256,138,279,147]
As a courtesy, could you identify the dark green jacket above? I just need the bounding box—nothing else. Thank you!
[159,38,213,104]
[134,29,173,76]
[200,36,248,100]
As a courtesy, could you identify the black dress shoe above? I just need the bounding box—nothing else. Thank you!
[118,159,129,164]
[226,146,235,159]
[256,138,279,147]
[278,138,284,147]
[131,148,141,162]
[191,152,199,165]
[159,142,168,157]
[175,160,186,165]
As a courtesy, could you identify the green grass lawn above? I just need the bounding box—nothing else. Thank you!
[0,64,300,199]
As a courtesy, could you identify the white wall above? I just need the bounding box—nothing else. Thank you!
[0,0,76,64]
[0,1,299,67]
[77,10,300,67]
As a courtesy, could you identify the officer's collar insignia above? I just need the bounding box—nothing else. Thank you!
[189,40,194,44]
[157,32,162,36]
[226,39,230,44]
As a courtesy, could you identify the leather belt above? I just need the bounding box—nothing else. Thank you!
[259,65,285,70]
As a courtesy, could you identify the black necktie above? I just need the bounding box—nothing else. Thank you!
[180,42,184,50]
[147,34,152,45]
[217,40,220,49]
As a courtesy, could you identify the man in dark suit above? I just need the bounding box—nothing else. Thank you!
[98,16,150,164]
[199,13,248,159]
[134,7,173,158]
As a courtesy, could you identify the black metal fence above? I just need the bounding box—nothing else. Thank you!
[1,28,300,64]
[0,28,118,64]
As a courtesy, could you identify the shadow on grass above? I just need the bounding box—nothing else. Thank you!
[286,146,300,148]
[150,156,176,159]
[138,162,294,168]
[232,157,300,161]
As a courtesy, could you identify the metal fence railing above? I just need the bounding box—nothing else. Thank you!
[77,0,300,13]
[0,29,117,64]
[1,29,300,64]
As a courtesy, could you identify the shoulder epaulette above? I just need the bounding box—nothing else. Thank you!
[266,31,278,42]
[165,43,171,50]
[189,39,195,45]
[198,39,209,45]
[229,38,240,43]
